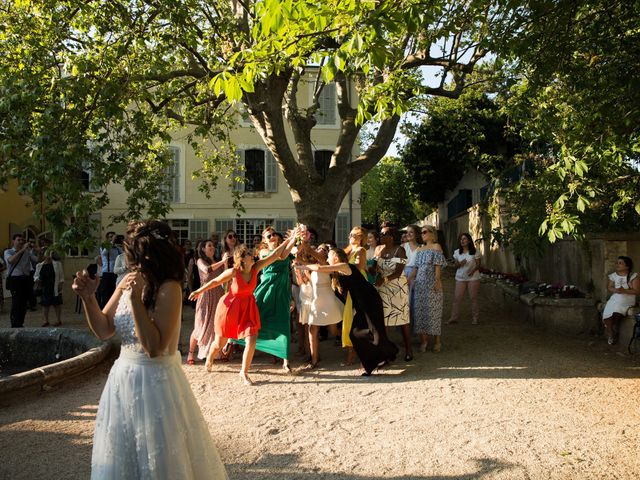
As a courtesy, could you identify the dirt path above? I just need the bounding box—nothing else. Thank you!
[1,273,639,479]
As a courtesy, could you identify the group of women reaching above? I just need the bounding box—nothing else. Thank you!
[184,222,486,383]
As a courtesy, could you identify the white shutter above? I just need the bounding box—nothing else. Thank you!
[265,150,278,192]
[171,147,181,203]
[335,212,349,248]
[232,150,245,192]
[317,83,336,125]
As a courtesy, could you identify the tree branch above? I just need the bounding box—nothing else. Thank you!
[347,116,400,182]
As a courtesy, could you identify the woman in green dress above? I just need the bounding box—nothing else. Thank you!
[237,226,296,371]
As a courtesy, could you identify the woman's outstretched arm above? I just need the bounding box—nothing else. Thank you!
[189,267,235,300]
[296,263,351,275]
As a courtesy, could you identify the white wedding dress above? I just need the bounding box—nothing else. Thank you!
[91,290,228,479]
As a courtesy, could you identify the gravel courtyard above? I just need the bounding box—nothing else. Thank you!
[1,273,639,479]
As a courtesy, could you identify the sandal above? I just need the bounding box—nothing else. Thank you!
[433,343,441,353]
[186,351,196,365]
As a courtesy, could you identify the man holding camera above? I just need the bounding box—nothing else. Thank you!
[97,231,122,308]
[3,234,39,328]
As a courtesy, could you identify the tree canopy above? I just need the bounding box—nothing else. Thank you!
[399,0,640,248]
[502,0,640,240]
[400,81,524,206]
[0,0,522,245]
[360,156,424,228]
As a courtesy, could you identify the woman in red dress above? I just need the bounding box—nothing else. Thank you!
[190,230,297,385]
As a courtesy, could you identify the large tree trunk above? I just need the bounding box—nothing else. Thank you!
[292,183,350,243]
[246,73,399,241]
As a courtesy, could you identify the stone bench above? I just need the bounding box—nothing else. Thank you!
[480,278,599,335]
[597,304,639,350]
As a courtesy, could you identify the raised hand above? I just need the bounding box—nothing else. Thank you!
[121,271,145,302]
[72,270,100,300]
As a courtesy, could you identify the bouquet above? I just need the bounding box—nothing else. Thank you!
[295,223,312,245]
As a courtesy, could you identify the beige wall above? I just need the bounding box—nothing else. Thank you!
[99,73,362,243]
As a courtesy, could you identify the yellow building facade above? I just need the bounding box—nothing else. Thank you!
[99,75,361,249]
[0,180,48,250]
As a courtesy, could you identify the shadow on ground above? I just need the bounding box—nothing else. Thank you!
[226,453,518,480]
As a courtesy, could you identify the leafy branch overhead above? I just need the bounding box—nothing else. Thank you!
[0,0,521,245]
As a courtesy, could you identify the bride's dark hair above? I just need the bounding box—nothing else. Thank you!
[124,220,184,309]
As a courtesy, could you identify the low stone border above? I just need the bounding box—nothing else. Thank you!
[480,278,599,335]
[0,328,112,397]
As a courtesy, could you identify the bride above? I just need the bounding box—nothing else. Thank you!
[73,220,228,479]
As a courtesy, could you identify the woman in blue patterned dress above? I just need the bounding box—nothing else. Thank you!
[408,225,447,353]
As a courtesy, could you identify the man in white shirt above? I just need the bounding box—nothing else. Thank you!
[97,231,122,308]
[3,234,39,327]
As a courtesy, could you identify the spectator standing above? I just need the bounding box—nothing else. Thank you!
[114,252,130,287]
[34,250,64,326]
[375,226,413,362]
[0,255,6,312]
[4,234,39,327]
[187,240,228,364]
[210,232,222,259]
[97,231,122,308]
[408,225,447,353]
[448,233,482,325]
[365,231,379,284]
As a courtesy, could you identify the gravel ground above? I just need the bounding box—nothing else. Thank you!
[1,272,639,480]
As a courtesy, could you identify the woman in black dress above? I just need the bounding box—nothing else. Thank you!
[296,248,398,374]
[34,251,64,326]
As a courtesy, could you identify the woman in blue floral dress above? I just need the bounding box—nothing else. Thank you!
[408,225,447,353]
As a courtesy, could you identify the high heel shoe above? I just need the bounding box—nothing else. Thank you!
[404,354,413,362]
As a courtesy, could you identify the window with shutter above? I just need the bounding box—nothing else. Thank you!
[160,146,182,203]
[313,150,332,179]
[316,83,337,126]
[244,149,265,192]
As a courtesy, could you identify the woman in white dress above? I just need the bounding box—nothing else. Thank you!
[448,233,482,325]
[307,244,343,368]
[602,256,639,345]
[73,220,227,480]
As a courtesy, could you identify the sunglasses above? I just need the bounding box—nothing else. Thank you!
[227,234,236,239]
[265,233,275,239]
[421,230,430,235]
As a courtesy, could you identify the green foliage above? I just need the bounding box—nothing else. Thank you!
[360,156,424,227]
[0,0,524,246]
[400,80,524,205]
[499,0,640,243]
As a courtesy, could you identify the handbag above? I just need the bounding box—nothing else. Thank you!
[5,250,25,291]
